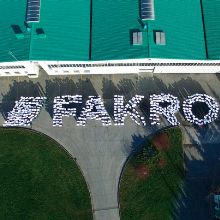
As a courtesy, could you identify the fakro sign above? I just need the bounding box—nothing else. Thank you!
[3,93,219,127]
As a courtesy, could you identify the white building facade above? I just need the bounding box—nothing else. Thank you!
[0,59,220,78]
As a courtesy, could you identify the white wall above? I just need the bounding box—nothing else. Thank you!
[39,59,220,75]
[0,59,220,78]
[0,61,39,78]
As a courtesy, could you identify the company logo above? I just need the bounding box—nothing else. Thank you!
[3,93,219,127]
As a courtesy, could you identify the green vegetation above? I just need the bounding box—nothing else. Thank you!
[119,128,184,220]
[0,128,93,220]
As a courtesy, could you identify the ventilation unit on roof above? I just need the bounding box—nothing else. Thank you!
[140,0,155,20]
[155,31,166,45]
[132,32,143,45]
[25,0,41,23]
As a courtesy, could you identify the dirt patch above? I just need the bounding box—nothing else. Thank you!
[136,165,150,180]
[152,132,170,151]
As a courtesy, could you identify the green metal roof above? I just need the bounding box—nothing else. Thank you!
[148,0,206,60]
[30,0,91,61]
[91,0,149,60]
[202,0,220,59]
[91,0,206,60]
[0,0,219,62]
[0,0,30,62]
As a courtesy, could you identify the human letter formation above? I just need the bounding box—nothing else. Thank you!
[3,94,220,127]
[114,95,146,126]
[182,94,219,125]
[150,93,180,126]
[76,96,112,126]
[3,96,46,127]
[53,95,146,127]
[53,95,82,127]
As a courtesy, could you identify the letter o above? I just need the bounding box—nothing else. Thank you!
[183,94,219,125]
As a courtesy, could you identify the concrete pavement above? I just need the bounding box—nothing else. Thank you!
[0,72,220,219]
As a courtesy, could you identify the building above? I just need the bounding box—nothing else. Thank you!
[1,0,220,77]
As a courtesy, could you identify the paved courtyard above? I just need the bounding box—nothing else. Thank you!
[0,72,220,219]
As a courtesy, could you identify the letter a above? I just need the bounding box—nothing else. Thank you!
[77,96,111,126]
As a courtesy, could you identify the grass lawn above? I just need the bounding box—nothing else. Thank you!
[0,128,93,220]
[119,127,184,220]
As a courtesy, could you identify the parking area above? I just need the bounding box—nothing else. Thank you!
[0,71,220,220]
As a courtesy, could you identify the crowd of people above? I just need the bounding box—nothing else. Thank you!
[3,96,46,127]
[53,95,82,127]
[76,96,111,126]
[53,95,146,127]
[183,93,219,125]
[150,93,180,126]
[114,95,146,126]
[54,94,196,127]
[4,93,219,128]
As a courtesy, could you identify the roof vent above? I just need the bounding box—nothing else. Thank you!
[140,0,155,20]
[26,0,41,23]
[132,32,143,45]
[155,31,166,45]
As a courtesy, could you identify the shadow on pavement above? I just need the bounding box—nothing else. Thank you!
[1,75,220,219]
[0,80,44,119]
[45,77,98,118]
